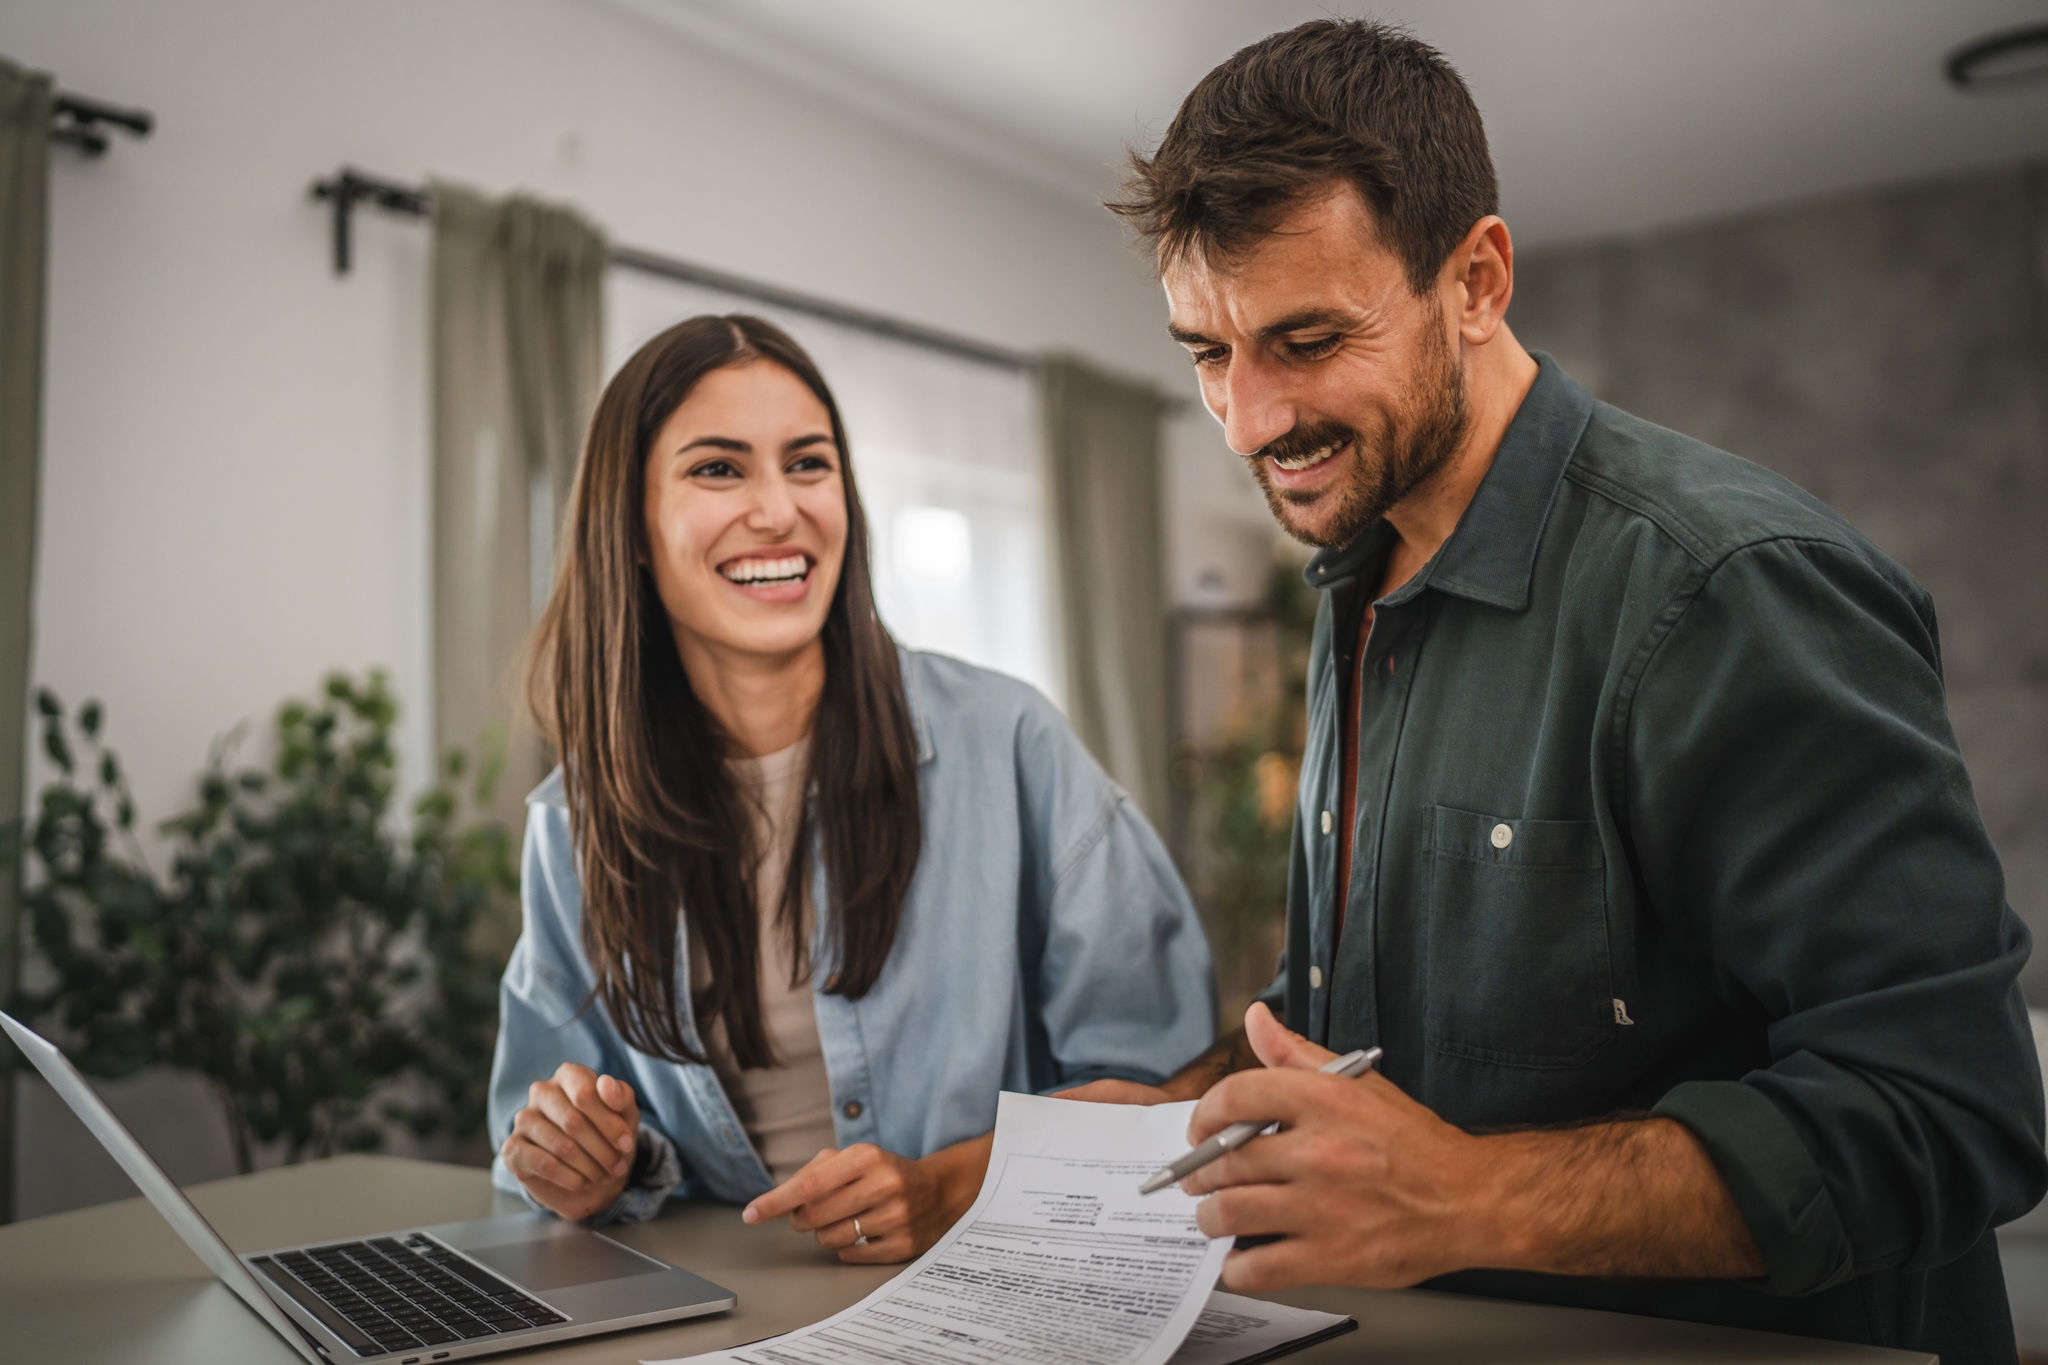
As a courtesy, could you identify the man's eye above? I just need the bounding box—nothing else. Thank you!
[1287,335,1343,360]
[1189,347,1229,368]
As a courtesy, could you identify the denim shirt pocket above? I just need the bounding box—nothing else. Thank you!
[1422,804,1615,1070]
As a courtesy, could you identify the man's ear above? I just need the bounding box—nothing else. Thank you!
[1448,214,1515,347]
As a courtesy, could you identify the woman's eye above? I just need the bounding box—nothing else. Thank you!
[788,454,834,474]
[688,459,740,479]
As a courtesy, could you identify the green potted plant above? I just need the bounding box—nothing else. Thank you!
[6,671,518,1172]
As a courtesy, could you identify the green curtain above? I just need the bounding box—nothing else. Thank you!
[430,185,604,832]
[1038,356,1171,826]
[0,55,52,1226]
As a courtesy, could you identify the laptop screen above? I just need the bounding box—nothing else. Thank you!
[1,1011,324,1362]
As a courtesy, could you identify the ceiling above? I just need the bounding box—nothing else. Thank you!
[599,0,2048,248]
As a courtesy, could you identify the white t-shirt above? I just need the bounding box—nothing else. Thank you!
[690,737,837,1184]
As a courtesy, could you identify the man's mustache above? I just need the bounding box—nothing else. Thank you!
[1253,420,1359,467]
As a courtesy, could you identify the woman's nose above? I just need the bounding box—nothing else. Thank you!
[745,471,799,533]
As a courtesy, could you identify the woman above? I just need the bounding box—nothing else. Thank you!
[488,314,1213,1262]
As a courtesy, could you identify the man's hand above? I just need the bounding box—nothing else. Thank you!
[1182,1003,1765,1291]
[1181,1002,1483,1290]
[740,1133,991,1263]
[501,1063,640,1223]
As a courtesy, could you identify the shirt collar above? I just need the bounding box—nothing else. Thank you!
[1301,352,1593,611]
[898,645,938,765]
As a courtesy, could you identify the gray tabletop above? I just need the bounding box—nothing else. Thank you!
[0,1154,1930,1364]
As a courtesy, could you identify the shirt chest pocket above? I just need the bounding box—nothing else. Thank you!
[1422,804,1614,1070]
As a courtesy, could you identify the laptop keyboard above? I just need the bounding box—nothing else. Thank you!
[252,1232,567,1357]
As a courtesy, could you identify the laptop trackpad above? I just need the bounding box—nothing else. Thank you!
[465,1231,666,1292]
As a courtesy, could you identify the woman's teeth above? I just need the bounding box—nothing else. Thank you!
[721,554,809,584]
[1271,442,1340,473]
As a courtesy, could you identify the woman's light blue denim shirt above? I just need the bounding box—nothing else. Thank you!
[488,650,1216,1217]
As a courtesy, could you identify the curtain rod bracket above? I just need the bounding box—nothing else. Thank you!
[309,168,432,275]
[49,91,154,158]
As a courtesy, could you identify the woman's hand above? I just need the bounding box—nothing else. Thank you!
[740,1132,992,1263]
[1054,1078,1174,1106]
[501,1062,641,1222]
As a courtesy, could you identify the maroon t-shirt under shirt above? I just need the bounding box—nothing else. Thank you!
[1332,603,1374,947]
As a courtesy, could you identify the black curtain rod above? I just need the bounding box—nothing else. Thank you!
[309,166,1029,374]
[49,89,154,157]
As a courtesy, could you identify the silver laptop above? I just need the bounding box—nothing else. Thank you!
[3,1010,735,1362]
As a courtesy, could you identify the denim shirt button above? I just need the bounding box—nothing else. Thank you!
[1320,810,1333,835]
[1309,965,1324,990]
[842,1099,864,1120]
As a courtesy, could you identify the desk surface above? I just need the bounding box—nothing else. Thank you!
[0,1155,1930,1365]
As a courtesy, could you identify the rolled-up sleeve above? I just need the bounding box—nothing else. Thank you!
[1628,536,2046,1294]
[1021,715,1217,1090]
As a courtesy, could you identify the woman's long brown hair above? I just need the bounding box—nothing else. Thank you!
[529,315,922,1069]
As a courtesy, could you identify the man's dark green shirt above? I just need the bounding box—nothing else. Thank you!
[1265,356,2047,1361]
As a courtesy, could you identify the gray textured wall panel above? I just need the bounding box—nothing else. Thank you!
[1513,162,2048,1003]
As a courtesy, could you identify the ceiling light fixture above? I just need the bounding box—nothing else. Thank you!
[1945,22,2048,88]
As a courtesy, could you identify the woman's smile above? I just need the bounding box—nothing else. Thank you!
[716,551,816,604]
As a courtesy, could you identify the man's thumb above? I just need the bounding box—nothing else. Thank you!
[1245,1001,1338,1071]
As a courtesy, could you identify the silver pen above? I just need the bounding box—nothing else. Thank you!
[1137,1046,1382,1195]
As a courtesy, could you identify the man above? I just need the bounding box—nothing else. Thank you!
[1081,18,2047,1361]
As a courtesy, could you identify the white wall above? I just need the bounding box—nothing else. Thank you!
[2,0,1270,1213]
[5,0,1266,842]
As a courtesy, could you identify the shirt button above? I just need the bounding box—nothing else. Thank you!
[1320,810,1333,835]
[1491,823,1514,850]
[842,1099,863,1120]
[1309,965,1324,990]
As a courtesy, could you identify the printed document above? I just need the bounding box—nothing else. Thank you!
[1170,1292,1352,1365]
[647,1091,1232,1365]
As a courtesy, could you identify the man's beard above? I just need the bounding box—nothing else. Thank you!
[1248,311,1471,551]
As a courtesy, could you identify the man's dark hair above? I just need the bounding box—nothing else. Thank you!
[1110,18,1498,293]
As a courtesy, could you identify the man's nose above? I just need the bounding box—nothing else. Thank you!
[1218,360,1296,458]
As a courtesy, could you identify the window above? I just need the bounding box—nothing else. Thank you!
[605,271,1062,707]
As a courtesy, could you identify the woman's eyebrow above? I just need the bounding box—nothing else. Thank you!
[784,432,834,453]
[678,435,750,454]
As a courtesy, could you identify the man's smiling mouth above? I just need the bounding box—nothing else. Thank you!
[719,553,811,586]
[1269,440,1345,473]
